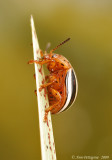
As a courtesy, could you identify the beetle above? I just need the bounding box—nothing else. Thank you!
[28,38,78,122]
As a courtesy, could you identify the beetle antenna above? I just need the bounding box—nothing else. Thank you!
[45,42,51,52]
[50,38,70,53]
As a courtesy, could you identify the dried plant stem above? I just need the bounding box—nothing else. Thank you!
[30,16,56,160]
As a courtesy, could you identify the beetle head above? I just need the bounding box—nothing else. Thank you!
[42,52,54,60]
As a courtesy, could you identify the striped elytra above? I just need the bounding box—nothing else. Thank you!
[58,68,78,113]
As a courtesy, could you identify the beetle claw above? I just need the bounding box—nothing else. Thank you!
[34,90,37,96]
[28,60,34,64]
[43,112,48,122]
[39,87,42,92]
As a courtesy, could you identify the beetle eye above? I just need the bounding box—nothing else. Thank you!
[52,54,56,58]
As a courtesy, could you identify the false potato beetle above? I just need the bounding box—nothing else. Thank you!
[28,38,78,122]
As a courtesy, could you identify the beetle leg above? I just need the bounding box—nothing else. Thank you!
[39,81,55,92]
[49,88,61,102]
[45,102,59,112]
[45,89,61,112]
[45,75,49,81]
[40,50,44,57]
[44,102,59,122]
[44,88,61,122]
[33,74,36,79]
[28,59,51,65]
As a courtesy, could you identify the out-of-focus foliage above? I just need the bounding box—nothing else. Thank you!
[0,0,112,159]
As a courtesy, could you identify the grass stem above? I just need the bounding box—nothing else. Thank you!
[30,15,56,160]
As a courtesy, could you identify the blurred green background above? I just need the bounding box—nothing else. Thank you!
[0,0,112,159]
